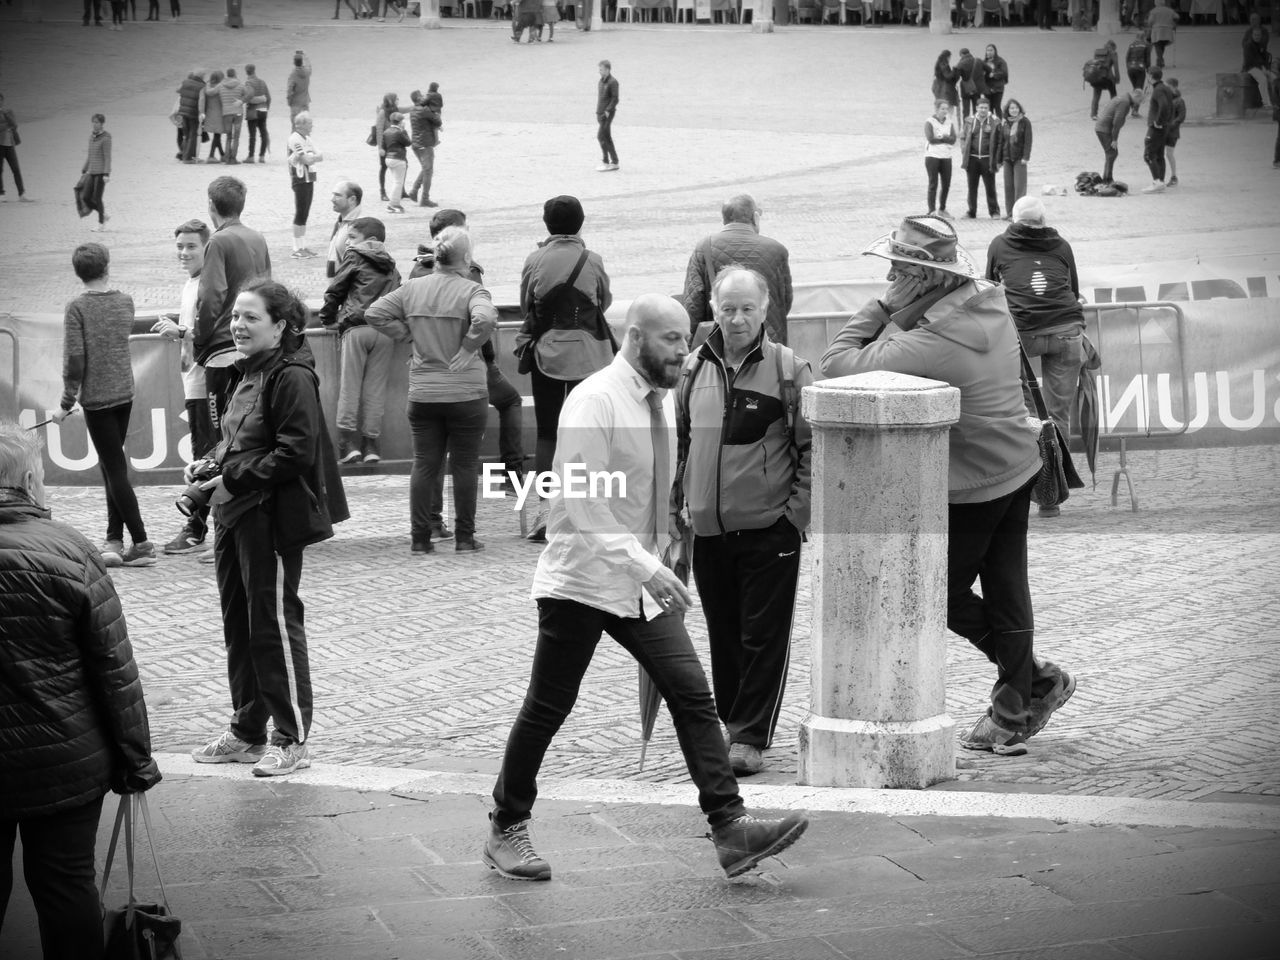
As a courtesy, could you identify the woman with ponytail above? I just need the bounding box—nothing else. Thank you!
[188,278,347,778]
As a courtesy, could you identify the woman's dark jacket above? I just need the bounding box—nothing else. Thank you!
[0,490,161,818]
[215,346,349,552]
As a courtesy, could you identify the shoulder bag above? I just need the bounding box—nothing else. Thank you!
[102,794,184,960]
[1020,344,1084,508]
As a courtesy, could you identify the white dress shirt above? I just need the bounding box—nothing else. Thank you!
[530,352,676,619]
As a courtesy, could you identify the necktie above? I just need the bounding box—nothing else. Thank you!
[646,390,669,545]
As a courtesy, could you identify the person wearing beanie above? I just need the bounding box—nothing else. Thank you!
[984,195,1086,516]
[514,195,614,541]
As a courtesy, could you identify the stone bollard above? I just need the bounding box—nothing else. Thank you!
[419,0,442,29]
[798,371,960,789]
[928,0,951,34]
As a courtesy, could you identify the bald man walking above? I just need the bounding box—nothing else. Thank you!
[485,295,808,883]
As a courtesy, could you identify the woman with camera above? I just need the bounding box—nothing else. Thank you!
[365,226,496,554]
[188,279,347,777]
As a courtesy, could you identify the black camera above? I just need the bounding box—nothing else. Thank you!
[176,458,220,518]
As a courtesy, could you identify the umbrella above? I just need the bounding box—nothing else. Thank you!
[1075,333,1101,487]
[637,517,690,772]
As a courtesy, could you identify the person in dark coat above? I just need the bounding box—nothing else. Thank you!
[189,280,347,777]
[0,422,161,959]
[957,47,984,120]
[982,44,1009,119]
[1141,66,1175,193]
[177,69,206,163]
[931,49,961,121]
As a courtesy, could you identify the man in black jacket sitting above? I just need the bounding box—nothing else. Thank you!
[0,422,161,957]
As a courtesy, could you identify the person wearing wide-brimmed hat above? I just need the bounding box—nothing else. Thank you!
[819,215,1076,757]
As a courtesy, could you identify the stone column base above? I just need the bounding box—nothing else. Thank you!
[799,714,956,789]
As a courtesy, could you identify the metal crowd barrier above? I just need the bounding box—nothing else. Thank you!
[1082,301,1189,512]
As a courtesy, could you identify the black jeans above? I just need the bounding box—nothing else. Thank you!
[180,114,200,161]
[83,403,147,544]
[1152,39,1170,68]
[692,516,801,749]
[215,506,311,746]
[965,156,999,216]
[487,361,525,473]
[83,0,103,22]
[1096,129,1119,182]
[1274,119,1280,165]
[1143,126,1167,181]
[1089,80,1116,117]
[529,364,582,475]
[79,173,107,224]
[0,145,24,196]
[408,397,487,542]
[291,174,314,227]
[182,396,217,536]
[947,480,1057,731]
[925,156,952,213]
[247,113,269,159]
[987,89,1004,120]
[0,796,105,960]
[597,110,617,164]
[492,598,745,830]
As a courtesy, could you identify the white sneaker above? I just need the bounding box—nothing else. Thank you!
[252,742,311,777]
[192,730,266,764]
[595,163,611,172]
[1141,181,1166,194]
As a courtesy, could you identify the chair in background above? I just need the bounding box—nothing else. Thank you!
[981,0,1004,22]
[900,0,921,19]
[677,0,695,18]
[959,0,977,23]
[616,0,633,19]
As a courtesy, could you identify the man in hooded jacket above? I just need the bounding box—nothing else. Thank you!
[821,214,1076,757]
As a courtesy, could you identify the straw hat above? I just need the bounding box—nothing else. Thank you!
[862,215,977,278]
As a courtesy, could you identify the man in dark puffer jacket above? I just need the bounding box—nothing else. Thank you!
[0,422,161,957]
[683,193,793,345]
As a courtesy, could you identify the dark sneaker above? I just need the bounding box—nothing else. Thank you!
[711,812,809,878]
[1027,668,1076,739]
[120,541,158,567]
[483,817,551,881]
[338,430,362,464]
[728,742,764,776]
[1037,504,1061,518]
[252,742,311,777]
[411,539,435,554]
[100,539,124,567]
[361,437,381,464]
[163,524,208,554]
[960,714,1028,756]
[192,730,266,764]
[455,538,484,552]
[429,522,454,542]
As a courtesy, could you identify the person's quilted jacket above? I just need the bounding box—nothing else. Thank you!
[682,223,793,344]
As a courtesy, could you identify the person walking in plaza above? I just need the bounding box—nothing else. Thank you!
[381,110,411,214]
[924,99,956,219]
[1125,30,1152,118]
[682,193,793,346]
[596,60,619,172]
[515,195,614,541]
[286,50,312,122]
[993,98,1031,222]
[675,266,812,778]
[78,114,112,231]
[1146,0,1178,70]
[984,196,1085,518]
[195,176,272,425]
[409,88,441,208]
[512,0,541,41]
[1142,66,1173,194]
[1095,89,1144,184]
[286,112,323,257]
[201,70,226,163]
[153,218,219,554]
[982,44,1008,119]
[0,94,30,203]
[366,226,497,554]
[242,63,271,163]
[190,279,347,777]
[0,422,162,960]
[319,216,401,465]
[177,69,205,163]
[820,214,1076,757]
[1085,40,1121,121]
[326,180,364,278]
[961,98,999,219]
[1164,77,1185,186]
[374,92,399,203]
[218,67,246,164]
[51,242,156,567]
[485,293,809,883]
[931,50,960,123]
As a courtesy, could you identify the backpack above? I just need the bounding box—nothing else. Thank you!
[1083,51,1109,86]
[673,339,800,514]
[529,249,618,382]
[1125,39,1148,70]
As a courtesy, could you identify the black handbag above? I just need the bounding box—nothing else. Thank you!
[101,794,183,960]
[365,124,377,146]
[1020,345,1083,508]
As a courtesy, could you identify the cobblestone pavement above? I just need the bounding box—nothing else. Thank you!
[41,440,1280,803]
